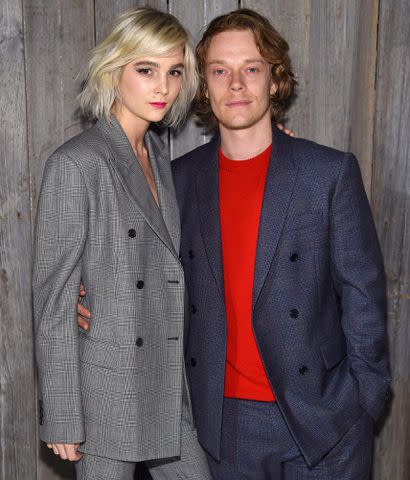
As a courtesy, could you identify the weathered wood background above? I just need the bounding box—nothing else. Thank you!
[1,0,408,478]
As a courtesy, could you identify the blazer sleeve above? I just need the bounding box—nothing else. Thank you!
[330,153,391,421]
[33,152,88,443]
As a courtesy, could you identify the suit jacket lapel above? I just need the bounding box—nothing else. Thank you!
[146,131,181,255]
[97,117,175,254]
[195,136,225,301]
[252,127,299,309]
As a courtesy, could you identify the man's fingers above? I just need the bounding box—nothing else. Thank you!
[77,302,91,318]
[77,315,90,331]
[79,281,86,297]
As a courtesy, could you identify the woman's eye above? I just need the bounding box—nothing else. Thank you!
[169,69,183,77]
[136,68,152,75]
[247,67,259,73]
[214,69,226,75]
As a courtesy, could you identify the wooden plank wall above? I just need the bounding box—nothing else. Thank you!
[0,1,408,479]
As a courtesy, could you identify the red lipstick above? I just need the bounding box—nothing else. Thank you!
[149,102,167,109]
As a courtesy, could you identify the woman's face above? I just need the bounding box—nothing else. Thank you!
[113,47,184,128]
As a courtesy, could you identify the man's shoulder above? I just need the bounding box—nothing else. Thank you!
[172,137,218,176]
[289,134,355,180]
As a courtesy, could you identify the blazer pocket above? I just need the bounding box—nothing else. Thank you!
[284,211,324,232]
[320,335,347,370]
[79,332,118,371]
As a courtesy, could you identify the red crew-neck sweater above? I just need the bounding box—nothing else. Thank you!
[219,145,275,401]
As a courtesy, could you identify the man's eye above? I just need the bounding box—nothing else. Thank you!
[247,67,259,73]
[136,68,152,75]
[169,69,183,77]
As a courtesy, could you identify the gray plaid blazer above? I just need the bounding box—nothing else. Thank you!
[33,117,190,462]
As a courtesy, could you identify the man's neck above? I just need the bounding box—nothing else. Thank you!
[219,120,273,161]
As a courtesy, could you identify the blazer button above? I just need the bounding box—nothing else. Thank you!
[190,357,197,367]
[188,249,195,259]
[137,280,144,289]
[191,305,197,314]
[136,337,144,347]
[290,308,299,319]
[299,365,308,375]
[290,252,299,262]
[128,228,136,238]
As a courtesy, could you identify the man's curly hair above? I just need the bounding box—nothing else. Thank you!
[195,9,297,130]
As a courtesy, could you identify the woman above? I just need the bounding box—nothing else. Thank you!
[33,7,211,480]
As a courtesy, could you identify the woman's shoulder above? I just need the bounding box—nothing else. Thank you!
[50,123,110,168]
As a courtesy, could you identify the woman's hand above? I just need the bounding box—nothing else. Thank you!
[77,281,91,331]
[47,442,82,461]
[276,123,295,137]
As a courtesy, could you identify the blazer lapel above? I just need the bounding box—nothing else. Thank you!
[97,117,175,254]
[146,131,181,255]
[252,127,300,309]
[195,136,225,301]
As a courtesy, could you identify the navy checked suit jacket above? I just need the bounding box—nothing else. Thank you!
[172,126,391,467]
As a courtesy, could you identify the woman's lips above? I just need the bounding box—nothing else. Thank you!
[149,102,167,109]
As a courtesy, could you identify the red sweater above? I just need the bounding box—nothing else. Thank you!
[219,145,275,401]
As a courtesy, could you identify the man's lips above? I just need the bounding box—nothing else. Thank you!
[149,102,167,109]
[225,100,252,107]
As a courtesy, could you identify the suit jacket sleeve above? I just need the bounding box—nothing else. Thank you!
[33,152,88,443]
[330,153,390,421]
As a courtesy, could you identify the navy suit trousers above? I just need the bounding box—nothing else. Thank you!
[207,398,373,480]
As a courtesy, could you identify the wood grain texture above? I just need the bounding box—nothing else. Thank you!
[242,0,377,194]
[24,0,95,224]
[371,1,410,478]
[169,0,238,159]
[0,0,37,479]
[94,0,167,44]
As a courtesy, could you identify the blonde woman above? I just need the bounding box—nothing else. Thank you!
[33,7,211,479]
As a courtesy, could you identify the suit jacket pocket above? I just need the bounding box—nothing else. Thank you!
[321,335,347,370]
[284,211,324,232]
[79,332,118,371]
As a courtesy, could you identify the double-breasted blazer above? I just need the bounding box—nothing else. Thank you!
[171,126,391,468]
[33,117,190,462]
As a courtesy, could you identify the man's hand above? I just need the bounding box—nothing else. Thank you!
[46,442,82,461]
[276,123,295,137]
[77,282,91,331]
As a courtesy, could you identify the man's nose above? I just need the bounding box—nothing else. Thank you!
[229,70,245,91]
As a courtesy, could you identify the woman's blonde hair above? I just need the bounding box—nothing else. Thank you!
[80,7,197,127]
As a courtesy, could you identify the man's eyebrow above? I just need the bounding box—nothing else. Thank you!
[206,59,265,65]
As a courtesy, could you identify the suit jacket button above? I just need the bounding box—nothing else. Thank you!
[191,305,197,314]
[299,365,308,375]
[128,228,137,238]
[136,337,144,347]
[290,308,299,319]
[290,252,299,262]
[137,280,144,289]
[188,249,195,259]
[190,357,197,367]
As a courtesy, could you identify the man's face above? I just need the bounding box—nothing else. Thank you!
[204,29,276,132]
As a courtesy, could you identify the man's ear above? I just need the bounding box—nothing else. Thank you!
[270,82,278,96]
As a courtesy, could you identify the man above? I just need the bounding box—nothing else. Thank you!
[171,9,390,479]
[79,8,390,479]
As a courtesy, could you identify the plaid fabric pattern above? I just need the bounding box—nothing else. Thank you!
[33,118,192,462]
[172,126,390,469]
